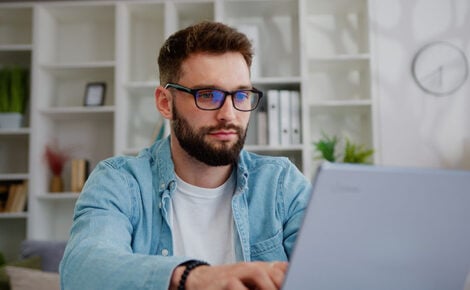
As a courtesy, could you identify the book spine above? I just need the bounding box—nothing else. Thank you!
[279,90,291,145]
[290,90,301,145]
[71,159,90,193]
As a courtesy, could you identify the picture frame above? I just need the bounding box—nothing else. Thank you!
[84,82,106,106]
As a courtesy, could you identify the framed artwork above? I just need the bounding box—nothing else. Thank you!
[84,82,106,106]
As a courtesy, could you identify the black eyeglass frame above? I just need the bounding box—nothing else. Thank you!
[164,82,263,112]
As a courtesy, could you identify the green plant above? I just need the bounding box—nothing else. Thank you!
[343,138,374,164]
[313,132,338,162]
[0,66,28,113]
[313,132,374,164]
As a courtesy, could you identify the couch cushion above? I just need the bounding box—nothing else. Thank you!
[20,240,67,273]
[5,266,60,290]
[0,256,41,290]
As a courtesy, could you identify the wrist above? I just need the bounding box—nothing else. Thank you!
[177,260,210,290]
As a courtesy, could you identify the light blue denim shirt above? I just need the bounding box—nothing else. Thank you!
[60,137,311,290]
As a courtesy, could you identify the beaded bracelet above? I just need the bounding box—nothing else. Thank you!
[178,260,210,290]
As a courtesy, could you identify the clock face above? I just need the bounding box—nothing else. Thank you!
[411,41,468,96]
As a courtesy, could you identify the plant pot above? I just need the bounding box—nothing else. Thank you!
[0,113,23,129]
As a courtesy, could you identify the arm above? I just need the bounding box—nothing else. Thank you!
[282,162,312,258]
[60,160,188,290]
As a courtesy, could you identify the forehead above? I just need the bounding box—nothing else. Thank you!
[179,52,251,88]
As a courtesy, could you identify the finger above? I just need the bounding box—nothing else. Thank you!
[238,263,277,290]
[267,262,288,289]
[271,261,288,273]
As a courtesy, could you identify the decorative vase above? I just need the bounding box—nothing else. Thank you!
[50,175,64,193]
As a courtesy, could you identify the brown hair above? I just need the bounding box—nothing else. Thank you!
[158,21,253,85]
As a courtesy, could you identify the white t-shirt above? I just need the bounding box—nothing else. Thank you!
[170,172,236,265]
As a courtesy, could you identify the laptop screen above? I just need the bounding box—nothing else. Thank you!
[283,162,470,290]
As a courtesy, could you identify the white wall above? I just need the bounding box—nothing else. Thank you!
[371,0,470,169]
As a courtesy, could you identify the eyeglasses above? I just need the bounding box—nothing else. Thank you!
[164,83,263,112]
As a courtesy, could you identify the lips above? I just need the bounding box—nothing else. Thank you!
[210,130,236,138]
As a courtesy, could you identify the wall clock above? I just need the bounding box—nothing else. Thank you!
[411,41,468,96]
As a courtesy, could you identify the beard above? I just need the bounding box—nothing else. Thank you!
[171,104,247,166]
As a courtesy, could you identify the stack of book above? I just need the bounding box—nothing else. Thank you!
[0,181,28,213]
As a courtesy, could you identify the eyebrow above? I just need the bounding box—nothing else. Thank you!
[191,84,253,90]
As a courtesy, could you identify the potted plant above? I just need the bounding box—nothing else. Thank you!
[0,66,28,129]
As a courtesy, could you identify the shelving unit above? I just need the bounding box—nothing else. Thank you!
[0,0,376,256]
[301,0,375,174]
[28,2,116,240]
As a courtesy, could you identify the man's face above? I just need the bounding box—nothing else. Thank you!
[169,52,252,166]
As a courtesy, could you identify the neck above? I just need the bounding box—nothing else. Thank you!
[170,135,234,188]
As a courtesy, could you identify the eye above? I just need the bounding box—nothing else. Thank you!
[196,90,224,103]
[233,91,250,103]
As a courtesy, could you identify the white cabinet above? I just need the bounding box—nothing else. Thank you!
[0,0,376,250]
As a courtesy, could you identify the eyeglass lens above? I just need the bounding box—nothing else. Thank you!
[195,89,258,110]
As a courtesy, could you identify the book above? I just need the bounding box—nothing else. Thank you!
[279,90,291,145]
[71,159,90,193]
[290,90,301,144]
[267,89,280,146]
[4,184,18,212]
[11,182,27,213]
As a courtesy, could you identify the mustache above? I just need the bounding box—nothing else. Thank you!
[203,124,243,134]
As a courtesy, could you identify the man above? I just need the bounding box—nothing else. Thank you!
[60,21,311,290]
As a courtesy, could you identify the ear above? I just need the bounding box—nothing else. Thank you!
[155,86,172,120]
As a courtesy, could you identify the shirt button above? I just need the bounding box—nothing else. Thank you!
[161,249,169,256]
[158,202,162,208]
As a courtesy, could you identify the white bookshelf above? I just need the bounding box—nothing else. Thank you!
[0,0,376,253]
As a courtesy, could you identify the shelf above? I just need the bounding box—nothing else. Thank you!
[309,54,370,63]
[37,192,80,200]
[0,173,29,181]
[126,81,159,89]
[245,144,304,152]
[305,0,368,16]
[0,44,32,51]
[40,106,115,119]
[0,128,30,135]
[252,76,302,85]
[0,212,28,219]
[310,99,372,108]
[41,61,115,71]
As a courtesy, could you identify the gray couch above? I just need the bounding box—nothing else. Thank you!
[20,240,67,273]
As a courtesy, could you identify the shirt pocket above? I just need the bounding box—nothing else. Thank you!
[250,229,287,261]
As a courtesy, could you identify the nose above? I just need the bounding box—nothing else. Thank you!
[216,95,237,121]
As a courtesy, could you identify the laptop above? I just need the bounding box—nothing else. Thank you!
[283,162,470,290]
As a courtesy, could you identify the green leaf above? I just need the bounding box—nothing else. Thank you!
[313,132,338,162]
[343,138,374,164]
[0,69,11,112]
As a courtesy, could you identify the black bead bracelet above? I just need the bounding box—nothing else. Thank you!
[177,260,210,290]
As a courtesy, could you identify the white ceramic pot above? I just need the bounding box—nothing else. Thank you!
[0,113,23,129]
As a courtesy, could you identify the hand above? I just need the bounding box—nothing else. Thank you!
[170,261,288,290]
